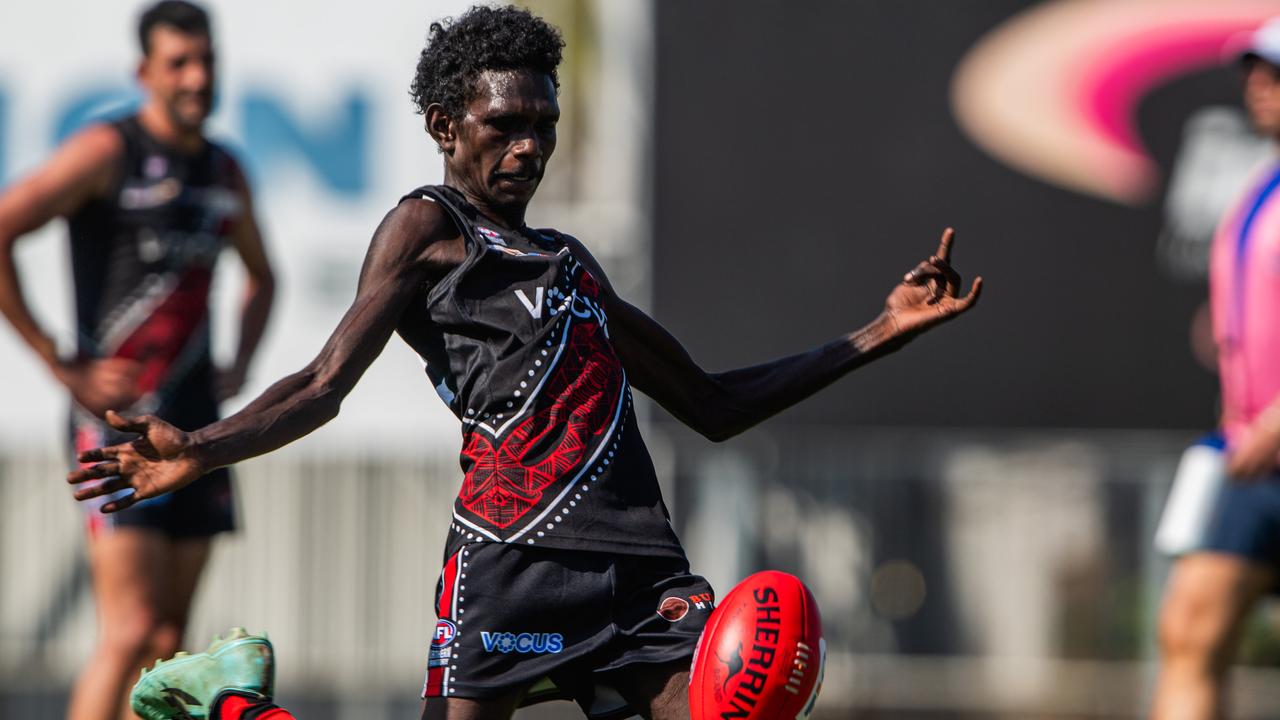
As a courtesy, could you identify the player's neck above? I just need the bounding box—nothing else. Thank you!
[442,174,527,230]
[137,103,206,155]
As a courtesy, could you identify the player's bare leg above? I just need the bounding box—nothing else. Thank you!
[606,660,691,720]
[1152,553,1274,720]
[154,537,212,657]
[69,531,211,720]
[126,538,213,716]
[70,529,170,720]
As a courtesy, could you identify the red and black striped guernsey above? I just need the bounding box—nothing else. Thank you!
[398,185,685,562]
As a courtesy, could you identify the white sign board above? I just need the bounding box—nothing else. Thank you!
[0,0,482,453]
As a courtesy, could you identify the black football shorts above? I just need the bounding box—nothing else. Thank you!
[422,542,716,719]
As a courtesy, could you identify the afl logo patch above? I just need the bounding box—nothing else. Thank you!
[433,619,457,648]
[658,596,690,622]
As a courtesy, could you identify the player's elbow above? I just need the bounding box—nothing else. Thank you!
[312,379,343,417]
[698,423,741,443]
[685,385,747,443]
[696,414,750,443]
[304,367,349,424]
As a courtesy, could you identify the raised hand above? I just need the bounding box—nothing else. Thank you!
[67,410,204,513]
[882,228,983,339]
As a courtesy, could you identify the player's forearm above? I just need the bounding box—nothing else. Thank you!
[186,279,404,470]
[188,363,343,471]
[0,237,58,367]
[229,273,275,374]
[690,314,900,441]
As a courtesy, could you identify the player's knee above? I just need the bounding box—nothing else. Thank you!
[99,610,163,660]
[1158,590,1233,670]
[648,669,690,720]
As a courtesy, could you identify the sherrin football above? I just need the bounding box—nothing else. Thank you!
[690,571,825,720]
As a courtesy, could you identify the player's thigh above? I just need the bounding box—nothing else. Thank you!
[420,693,522,720]
[1159,552,1274,653]
[603,659,690,720]
[86,528,168,642]
[159,537,213,624]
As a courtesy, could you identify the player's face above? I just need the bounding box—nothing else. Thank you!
[139,27,215,132]
[1244,58,1280,137]
[451,70,559,210]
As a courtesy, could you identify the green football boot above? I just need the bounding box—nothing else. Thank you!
[130,627,275,720]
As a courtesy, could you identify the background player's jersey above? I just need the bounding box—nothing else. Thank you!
[1210,157,1280,448]
[67,115,241,431]
[398,185,685,561]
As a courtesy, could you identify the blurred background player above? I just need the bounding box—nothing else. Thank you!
[0,1,274,718]
[68,5,979,720]
[1153,17,1280,720]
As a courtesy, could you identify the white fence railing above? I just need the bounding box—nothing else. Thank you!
[4,427,1280,719]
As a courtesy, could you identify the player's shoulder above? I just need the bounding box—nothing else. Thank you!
[554,232,616,297]
[59,122,127,165]
[35,122,127,202]
[368,192,466,275]
[390,191,461,243]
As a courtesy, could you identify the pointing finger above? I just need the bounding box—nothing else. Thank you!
[935,228,955,263]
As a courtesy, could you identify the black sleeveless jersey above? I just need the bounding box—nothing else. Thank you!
[398,185,685,561]
[66,115,241,430]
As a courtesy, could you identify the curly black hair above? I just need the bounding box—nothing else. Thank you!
[410,5,565,120]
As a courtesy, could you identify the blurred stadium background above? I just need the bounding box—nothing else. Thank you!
[4,0,1280,717]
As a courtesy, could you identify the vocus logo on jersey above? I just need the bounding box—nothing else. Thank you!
[515,287,544,319]
[480,631,564,654]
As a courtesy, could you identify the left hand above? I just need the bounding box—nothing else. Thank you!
[1227,420,1280,480]
[883,228,983,339]
[216,365,247,402]
[67,410,205,513]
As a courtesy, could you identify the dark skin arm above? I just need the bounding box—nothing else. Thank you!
[569,228,982,442]
[67,198,465,512]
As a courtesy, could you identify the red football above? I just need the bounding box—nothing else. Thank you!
[690,571,825,720]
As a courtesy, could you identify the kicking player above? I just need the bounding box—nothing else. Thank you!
[1152,17,1280,720]
[69,6,978,720]
[0,2,274,719]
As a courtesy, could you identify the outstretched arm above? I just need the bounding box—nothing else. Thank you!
[573,229,982,442]
[68,198,463,511]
